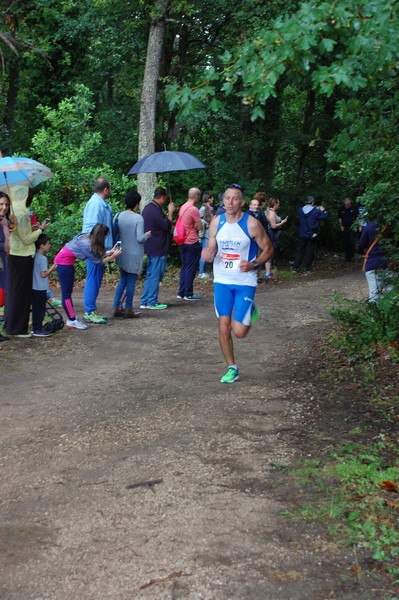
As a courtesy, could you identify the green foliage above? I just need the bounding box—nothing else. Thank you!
[330,291,399,362]
[28,84,132,250]
[167,0,399,241]
[327,91,399,223]
[168,1,399,114]
[289,436,399,580]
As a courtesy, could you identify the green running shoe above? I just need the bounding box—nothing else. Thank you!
[147,303,168,310]
[251,305,260,325]
[220,367,240,384]
[84,311,108,324]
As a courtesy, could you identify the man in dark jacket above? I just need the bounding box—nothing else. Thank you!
[292,196,328,273]
[140,188,176,310]
[338,197,359,261]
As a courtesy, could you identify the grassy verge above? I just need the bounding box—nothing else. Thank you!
[280,297,399,597]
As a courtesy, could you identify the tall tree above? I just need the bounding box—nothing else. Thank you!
[137,0,169,206]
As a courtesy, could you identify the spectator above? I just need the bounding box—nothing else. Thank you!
[54,224,121,329]
[292,196,328,274]
[82,177,113,324]
[0,191,12,341]
[112,190,151,318]
[264,197,288,280]
[248,197,269,282]
[140,188,176,310]
[32,234,57,337]
[338,197,359,262]
[248,198,269,232]
[0,193,11,307]
[252,191,267,211]
[359,220,393,302]
[198,192,214,279]
[4,186,49,337]
[215,192,226,216]
[176,187,203,301]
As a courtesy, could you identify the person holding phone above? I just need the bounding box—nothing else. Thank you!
[54,224,121,329]
[264,197,288,280]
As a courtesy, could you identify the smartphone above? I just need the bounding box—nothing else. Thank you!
[115,241,122,251]
[45,217,51,223]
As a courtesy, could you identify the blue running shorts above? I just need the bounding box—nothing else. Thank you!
[214,282,256,326]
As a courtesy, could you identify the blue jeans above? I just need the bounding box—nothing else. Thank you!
[113,269,137,309]
[84,260,105,314]
[199,236,209,275]
[140,255,167,306]
[178,242,202,297]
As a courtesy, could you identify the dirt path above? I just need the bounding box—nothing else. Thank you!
[1,266,377,599]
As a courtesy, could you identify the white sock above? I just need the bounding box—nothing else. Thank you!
[228,364,238,371]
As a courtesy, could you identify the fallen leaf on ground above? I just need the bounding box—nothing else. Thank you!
[379,480,398,493]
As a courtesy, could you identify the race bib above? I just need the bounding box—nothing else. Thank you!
[220,251,241,271]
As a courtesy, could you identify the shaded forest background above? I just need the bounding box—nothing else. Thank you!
[0,0,398,257]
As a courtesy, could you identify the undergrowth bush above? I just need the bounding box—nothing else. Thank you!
[331,290,399,362]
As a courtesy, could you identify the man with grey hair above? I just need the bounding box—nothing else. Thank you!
[82,177,113,323]
[176,187,203,300]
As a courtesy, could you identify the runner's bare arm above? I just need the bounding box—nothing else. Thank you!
[201,216,219,262]
[240,215,274,272]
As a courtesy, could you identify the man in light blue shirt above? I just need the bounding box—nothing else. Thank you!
[82,177,113,323]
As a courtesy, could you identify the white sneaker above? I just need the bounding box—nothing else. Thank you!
[66,318,88,330]
[198,273,209,279]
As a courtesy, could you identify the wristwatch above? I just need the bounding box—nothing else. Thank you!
[252,261,260,270]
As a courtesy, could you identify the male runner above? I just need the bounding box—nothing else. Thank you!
[202,184,273,383]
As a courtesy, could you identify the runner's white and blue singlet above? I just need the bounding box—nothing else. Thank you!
[213,213,259,325]
[213,213,258,286]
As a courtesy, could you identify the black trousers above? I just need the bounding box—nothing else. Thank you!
[5,254,33,335]
[342,228,356,261]
[293,237,317,271]
[31,289,47,332]
[177,242,202,297]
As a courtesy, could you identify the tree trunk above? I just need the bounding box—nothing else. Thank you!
[137,0,169,208]
[2,54,19,155]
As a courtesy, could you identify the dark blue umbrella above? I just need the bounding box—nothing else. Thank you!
[128,150,206,174]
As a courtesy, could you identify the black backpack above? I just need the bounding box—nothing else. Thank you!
[44,300,65,333]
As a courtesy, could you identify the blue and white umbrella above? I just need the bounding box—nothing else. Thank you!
[0,156,53,192]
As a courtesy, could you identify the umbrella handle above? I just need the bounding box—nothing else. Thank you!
[4,172,17,224]
[3,171,11,201]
